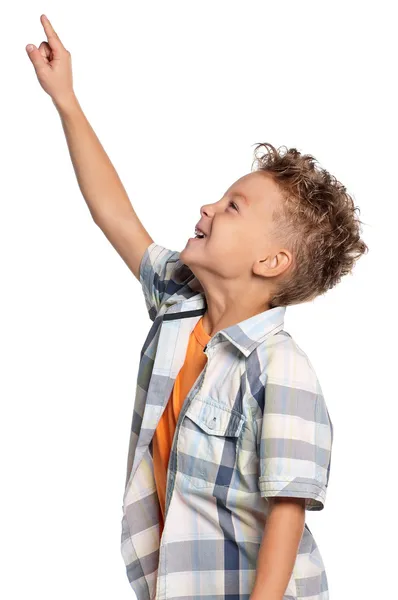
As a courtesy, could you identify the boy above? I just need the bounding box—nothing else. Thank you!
[27,15,368,600]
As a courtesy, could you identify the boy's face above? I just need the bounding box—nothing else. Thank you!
[180,171,287,282]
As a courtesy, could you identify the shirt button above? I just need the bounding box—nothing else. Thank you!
[208,418,217,429]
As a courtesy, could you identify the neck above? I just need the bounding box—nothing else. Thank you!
[200,287,271,337]
[190,264,273,337]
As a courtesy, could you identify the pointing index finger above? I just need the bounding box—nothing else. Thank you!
[40,14,64,49]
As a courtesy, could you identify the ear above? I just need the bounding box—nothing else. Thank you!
[252,249,293,279]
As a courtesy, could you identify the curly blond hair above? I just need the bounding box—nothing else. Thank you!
[251,142,369,307]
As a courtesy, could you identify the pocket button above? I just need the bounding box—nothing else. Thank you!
[208,417,217,429]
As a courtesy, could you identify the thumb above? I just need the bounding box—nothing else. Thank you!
[26,44,49,72]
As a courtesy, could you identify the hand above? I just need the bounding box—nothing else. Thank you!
[26,14,76,109]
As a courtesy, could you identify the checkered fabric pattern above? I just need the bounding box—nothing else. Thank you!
[121,242,333,600]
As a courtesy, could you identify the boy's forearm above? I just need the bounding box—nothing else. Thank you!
[54,95,134,222]
[250,498,306,600]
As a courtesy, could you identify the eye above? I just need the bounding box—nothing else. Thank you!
[229,201,239,211]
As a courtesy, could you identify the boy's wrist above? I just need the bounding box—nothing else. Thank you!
[52,92,80,116]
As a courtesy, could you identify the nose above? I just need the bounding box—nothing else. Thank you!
[200,202,215,218]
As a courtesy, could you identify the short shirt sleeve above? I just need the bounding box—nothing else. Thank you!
[139,242,190,320]
[258,338,333,511]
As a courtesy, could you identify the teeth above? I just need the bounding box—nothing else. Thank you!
[195,227,206,238]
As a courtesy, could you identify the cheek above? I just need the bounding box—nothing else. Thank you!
[210,235,241,256]
[211,238,253,274]
[212,223,246,246]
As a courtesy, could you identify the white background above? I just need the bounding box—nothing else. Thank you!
[1,1,396,598]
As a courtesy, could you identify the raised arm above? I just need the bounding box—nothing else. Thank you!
[55,95,154,281]
[26,14,153,281]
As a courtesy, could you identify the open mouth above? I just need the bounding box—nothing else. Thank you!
[191,226,207,240]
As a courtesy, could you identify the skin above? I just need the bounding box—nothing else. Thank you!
[26,16,305,599]
[250,497,306,600]
[26,15,76,111]
[179,170,294,338]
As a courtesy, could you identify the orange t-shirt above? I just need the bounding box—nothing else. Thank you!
[152,316,211,538]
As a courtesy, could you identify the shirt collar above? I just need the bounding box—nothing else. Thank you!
[166,292,286,358]
[216,304,286,357]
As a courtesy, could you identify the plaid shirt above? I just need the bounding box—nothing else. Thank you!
[121,242,333,600]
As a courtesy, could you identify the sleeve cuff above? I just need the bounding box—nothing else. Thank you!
[258,475,327,511]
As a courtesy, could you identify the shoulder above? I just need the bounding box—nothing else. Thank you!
[140,242,205,318]
[254,330,323,396]
[151,244,204,294]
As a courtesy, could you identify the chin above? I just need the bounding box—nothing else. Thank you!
[180,245,203,269]
[179,246,191,266]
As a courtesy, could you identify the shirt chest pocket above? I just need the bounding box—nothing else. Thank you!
[176,397,246,489]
